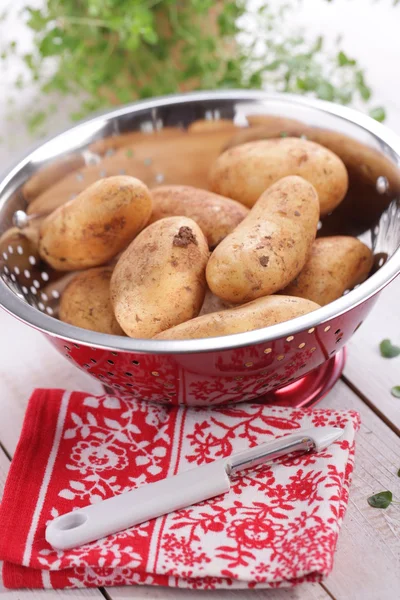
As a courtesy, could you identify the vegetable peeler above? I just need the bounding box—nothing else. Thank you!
[46,426,343,550]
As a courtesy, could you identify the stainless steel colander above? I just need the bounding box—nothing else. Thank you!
[0,91,399,406]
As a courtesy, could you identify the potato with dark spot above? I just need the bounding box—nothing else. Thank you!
[155,295,320,340]
[59,267,124,335]
[38,176,152,271]
[283,236,374,305]
[111,216,209,338]
[149,185,249,248]
[206,176,319,304]
[209,137,348,216]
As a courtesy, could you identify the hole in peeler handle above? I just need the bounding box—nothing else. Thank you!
[56,512,87,531]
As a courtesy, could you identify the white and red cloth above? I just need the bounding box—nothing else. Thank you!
[0,389,359,590]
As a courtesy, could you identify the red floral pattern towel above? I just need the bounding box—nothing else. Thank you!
[0,389,359,590]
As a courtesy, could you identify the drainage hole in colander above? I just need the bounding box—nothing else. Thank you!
[10,274,16,282]
[51,290,60,299]
[22,285,28,294]
[264,348,272,354]
[277,354,285,361]
[107,371,114,376]
[30,286,37,295]
[83,364,90,369]
[298,342,305,349]
[132,360,140,366]
[126,383,133,387]
[300,363,307,369]
[286,336,294,342]
[107,359,114,365]
[28,256,36,265]
[64,345,71,351]
[335,329,341,335]
[65,354,72,359]
[151,371,160,376]
[336,337,343,344]
[17,245,23,255]
[41,272,49,281]
[41,292,48,301]
[46,307,54,315]
[111,351,118,356]
[7,245,13,254]
[24,269,30,278]
[14,266,20,275]
[245,362,253,367]
[308,328,315,334]
[324,325,331,332]
[38,302,45,310]
[73,343,80,349]
[125,372,132,377]
[90,358,97,363]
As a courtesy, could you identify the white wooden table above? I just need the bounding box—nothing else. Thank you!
[0,2,400,599]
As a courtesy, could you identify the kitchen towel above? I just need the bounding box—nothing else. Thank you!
[0,389,359,590]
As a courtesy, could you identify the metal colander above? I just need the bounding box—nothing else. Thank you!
[0,91,399,406]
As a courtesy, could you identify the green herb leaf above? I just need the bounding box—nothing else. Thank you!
[380,339,400,358]
[367,491,393,509]
[369,107,386,122]
[338,51,356,66]
[391,386,400,398]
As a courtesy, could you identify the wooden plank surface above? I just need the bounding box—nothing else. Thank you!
[108,584,331,599]
[0,309,103,456]
[344,276,400,433]
[321,381,400,600]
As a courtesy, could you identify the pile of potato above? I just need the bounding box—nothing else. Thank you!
[28,129,374,340]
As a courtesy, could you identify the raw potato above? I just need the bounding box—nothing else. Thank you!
[149,185,249,248]
[206,176,319,304]
[283,236,374,305]
[155,295,320,340]
[60,267,124,335]
[111,216,209,338]
[39,176,152,271]
[209,137,348,216]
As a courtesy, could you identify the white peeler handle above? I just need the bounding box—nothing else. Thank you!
[46,459,230,550]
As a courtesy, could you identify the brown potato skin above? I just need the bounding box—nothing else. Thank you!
[149,185,249,248]
[59,267,124,335]
[111,216,209,338]
[206,176,319,304]
[38,176,152,271]
[283,236,374,305]
[209,137,348,216]
[155,295,320,340]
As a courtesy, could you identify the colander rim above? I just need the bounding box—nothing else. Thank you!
[0,90,399,354]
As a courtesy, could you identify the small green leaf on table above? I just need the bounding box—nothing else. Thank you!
[379,339,400,358]
[390,386,400,398]
[367,491,393,509]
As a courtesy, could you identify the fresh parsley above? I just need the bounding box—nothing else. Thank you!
[0,0,396,133]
